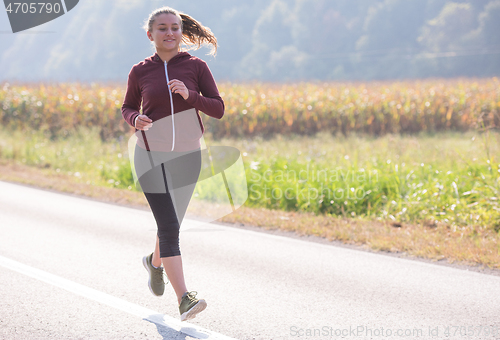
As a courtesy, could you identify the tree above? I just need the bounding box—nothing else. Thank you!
[418,2,477,52]
[476,0,500,46]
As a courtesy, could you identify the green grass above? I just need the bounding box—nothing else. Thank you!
[0,128,498,234]
[0,127,133,190]
[228,130,500,233]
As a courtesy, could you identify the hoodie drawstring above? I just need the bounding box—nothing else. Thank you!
[164,60,175,151]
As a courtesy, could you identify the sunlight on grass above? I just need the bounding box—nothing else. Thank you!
[0,128,498,234]
[0,127,133,190]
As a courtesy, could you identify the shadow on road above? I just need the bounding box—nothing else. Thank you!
[144,314,211,339]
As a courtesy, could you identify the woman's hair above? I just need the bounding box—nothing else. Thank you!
[143,6,218,56]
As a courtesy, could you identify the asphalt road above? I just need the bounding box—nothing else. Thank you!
[0,180,499,340]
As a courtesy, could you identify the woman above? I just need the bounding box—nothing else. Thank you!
[121,6,224,321]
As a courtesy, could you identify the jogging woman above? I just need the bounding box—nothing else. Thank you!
[121,6,224,321]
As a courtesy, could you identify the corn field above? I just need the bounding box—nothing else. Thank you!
[1,78,499,140]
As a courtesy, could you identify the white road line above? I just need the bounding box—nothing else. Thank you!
[0,255,236,340]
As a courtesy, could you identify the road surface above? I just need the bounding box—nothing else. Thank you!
[0,181,499,339]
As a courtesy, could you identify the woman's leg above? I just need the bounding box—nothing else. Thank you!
[162,255,188,304]
[151,235,162,268]
[136,144,202,306]
[136,144,182,298]
[144,148,201,303]
[159,148,202,304]
[152,234,187,304]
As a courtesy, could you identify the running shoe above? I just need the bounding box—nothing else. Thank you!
[179,291,207,321]
[142,253,167,296]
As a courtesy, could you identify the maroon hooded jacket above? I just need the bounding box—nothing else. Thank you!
[121,51,224,152]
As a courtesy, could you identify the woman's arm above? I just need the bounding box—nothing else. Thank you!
[184,60,224,119]
[121,67,142,127]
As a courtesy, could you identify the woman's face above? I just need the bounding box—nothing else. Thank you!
[148,13,182,53]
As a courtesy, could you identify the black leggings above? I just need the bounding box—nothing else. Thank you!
[134,144,202,258]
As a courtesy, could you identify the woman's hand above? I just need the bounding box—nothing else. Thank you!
[168,79,190,100]
[134,114,153,130]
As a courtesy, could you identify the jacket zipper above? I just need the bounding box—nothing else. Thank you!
[164,60,175,151]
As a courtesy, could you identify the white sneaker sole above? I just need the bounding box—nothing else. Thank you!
[180,299,207,321]
[142,256,164,297]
